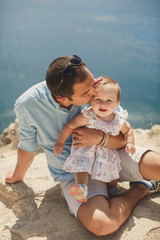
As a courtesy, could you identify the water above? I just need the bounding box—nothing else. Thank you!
[0,0,160,134]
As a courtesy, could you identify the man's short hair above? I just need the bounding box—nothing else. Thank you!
[46,56,89,100]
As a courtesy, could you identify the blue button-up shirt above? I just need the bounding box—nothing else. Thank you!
[14,81,86,182]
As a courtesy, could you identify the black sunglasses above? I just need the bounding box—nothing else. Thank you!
[55,54,82,96]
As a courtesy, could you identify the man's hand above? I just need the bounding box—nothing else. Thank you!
[72,128,103,147]
[5,148,36,184]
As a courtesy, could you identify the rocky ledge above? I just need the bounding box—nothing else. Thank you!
[0,122,160,240]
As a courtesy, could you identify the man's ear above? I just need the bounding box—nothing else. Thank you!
[56,96,68,103]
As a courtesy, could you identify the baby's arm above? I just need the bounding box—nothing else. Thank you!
[121,122,136,154]
[53,113,89,156]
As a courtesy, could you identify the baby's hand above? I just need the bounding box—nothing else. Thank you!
[125,143,136,154]
[53,142,64,156]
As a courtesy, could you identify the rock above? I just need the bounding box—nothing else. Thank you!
[134,124,160,152]
[144,227,160,240]
[0,124,160,240]
[0,119,20,149]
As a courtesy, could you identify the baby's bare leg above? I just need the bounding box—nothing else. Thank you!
[75,172,88,185]
[108,179,118,189]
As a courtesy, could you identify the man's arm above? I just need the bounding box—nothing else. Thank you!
[72,128,126,149]
[106,132,126,149]
[5,148,36,183]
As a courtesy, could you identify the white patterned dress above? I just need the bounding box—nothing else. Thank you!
[63,107,128,182]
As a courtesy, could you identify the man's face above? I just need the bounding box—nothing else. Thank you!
[69,68,95,106]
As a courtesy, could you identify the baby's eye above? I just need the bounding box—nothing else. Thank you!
[106,99,112,103]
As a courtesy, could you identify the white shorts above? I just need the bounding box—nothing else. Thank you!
[60,146,148,218]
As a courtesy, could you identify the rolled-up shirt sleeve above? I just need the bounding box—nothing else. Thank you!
[14,101,39,152]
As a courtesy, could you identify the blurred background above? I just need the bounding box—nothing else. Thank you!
[0,0,160,134]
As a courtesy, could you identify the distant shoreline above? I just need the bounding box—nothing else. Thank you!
[0,110,160,136]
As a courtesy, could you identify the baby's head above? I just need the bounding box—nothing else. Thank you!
[90,77,121,118]
[94,76,121,102]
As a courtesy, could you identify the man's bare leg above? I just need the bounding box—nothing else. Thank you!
[77,183,149,236]
[139,151,160,180]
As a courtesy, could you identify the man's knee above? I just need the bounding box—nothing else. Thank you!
[78,195,120,236]
[139,150,160,180]
[80,212,119,236]
[93,220,118,236]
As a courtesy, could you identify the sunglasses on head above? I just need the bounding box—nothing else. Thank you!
[55,54,82,96]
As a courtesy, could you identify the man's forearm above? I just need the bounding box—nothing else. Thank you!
[5,148,36,183]
[72,127,126,149]
[106,133,126,150]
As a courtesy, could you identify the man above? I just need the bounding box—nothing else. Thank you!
[6,55,160,236]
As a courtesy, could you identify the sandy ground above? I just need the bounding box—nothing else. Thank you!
[0,125,160,240]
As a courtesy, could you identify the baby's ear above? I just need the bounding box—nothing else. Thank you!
[116,100,120,107]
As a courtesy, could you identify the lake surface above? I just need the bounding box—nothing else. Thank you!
[0,0,160,134]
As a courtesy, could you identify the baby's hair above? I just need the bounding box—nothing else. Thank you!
[95,76,121,102]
